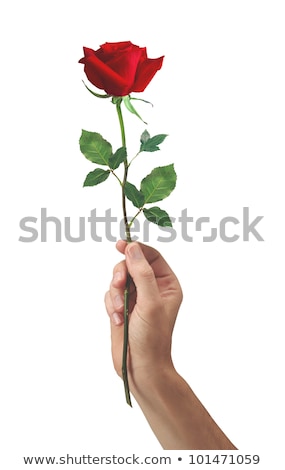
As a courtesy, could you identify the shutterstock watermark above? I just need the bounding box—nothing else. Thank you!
[18,207,264,243]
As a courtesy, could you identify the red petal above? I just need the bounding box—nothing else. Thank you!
[105,49,142,88]
[99,41,133,54]
[132,56,164,92]
[79,47,130,95]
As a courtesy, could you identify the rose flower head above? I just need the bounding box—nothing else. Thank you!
[79,41,164,97]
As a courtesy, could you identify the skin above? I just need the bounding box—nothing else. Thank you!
[104,240,236,450]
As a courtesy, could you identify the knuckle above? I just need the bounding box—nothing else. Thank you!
[113,260,125,275]
[112,263,121,276]
[104,291,113,314]
[139,264,154,281]
[178,286,183,304]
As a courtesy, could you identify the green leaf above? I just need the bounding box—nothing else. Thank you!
[140,129,150,144]
[140,134,168,152]
[112,96,123,105]
[124,182,145,208]
[83,168,110,187]
[131,97,153,107]
[140,164,177,203]
[143,207,173,227]
[82,80,111,99]
[79,130,112,166]
[109,147,127,170]
[123,95,147,124]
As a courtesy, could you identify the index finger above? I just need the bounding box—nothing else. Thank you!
[116,240,177,281]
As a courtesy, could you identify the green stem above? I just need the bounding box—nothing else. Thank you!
[116,100,132,407]
[116,102,131,243]
[128,151,141,168]
[129,208,143,227]
[110,169,122,186]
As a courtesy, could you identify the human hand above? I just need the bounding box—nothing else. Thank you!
[104,240,183,388]
[104,241,237,451]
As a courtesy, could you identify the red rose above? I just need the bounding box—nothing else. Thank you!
[79,41,164,97]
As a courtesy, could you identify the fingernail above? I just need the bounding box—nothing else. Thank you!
[114,295,124,310]
[128,243,143,260]
[112,312,123,326]
[112,271,121,284]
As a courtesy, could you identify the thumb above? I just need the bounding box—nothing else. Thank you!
[125,242,160,305]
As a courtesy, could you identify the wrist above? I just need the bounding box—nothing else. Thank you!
[129,364,237,450]
[129,361,178,404]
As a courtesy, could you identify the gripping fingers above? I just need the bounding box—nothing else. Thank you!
[104,290,124,326]
[109,261,127,312]
[104,260,127,326]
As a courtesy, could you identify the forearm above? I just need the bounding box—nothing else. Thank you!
[131,366,237,450]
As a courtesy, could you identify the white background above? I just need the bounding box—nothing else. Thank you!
[0,1,284,468]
